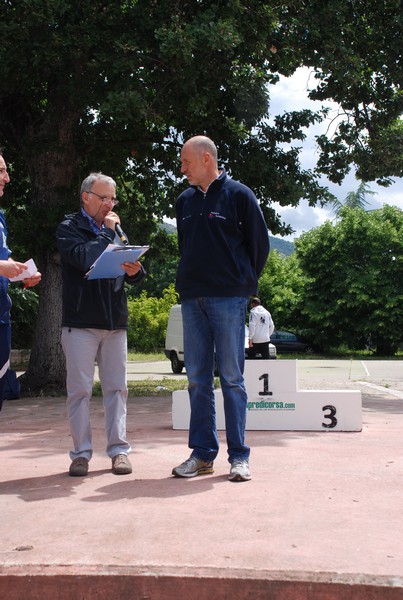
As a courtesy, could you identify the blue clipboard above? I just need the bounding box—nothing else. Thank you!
[86,245,149,280]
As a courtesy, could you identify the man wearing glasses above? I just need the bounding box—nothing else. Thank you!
[56,172,145,477]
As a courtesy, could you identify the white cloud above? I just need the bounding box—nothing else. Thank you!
[269,68,403,240]
[272,199,331,241]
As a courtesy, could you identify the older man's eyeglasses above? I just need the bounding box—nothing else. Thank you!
[88,190,119,207]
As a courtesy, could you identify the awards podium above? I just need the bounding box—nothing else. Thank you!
[172,360,362,431]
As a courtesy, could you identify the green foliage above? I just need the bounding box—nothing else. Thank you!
[295,205,403,355]
[8,285,39,348]
[258,250,306,331]
[281,0,403,183]
[1,0,372,246]
[127,285,178,351]
[255,207,403,356]
[134,230,179,299]
[331,180,377,217]
[1,1,401,236]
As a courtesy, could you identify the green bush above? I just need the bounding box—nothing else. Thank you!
[9,285,39,348]
[127,284,178,351]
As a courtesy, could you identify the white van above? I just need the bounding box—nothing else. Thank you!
[164,304,185,373]
[164,304,276,374]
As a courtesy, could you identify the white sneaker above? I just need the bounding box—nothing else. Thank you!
[229,459,251,482]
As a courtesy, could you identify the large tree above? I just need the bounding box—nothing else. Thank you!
[0,0,327,392]
[278,0,403,184]
[331,180,377,216]
[1,0,402,390]
[295,205,403,355]
[257,250,306,332]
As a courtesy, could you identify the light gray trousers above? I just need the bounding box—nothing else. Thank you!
[61,327,131,461]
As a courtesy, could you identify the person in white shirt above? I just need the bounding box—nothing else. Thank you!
[248,297,274,359]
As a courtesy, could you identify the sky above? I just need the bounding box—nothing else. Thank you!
[268,67,403,241]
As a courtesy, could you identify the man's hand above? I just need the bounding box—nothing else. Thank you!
[103,211,121,231]
[0,259,28,279]
[23,272,42,288]
[121,261,142,277]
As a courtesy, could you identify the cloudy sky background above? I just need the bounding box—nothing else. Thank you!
[269,67,403,240]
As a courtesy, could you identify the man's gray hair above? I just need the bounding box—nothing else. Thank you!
[80,172,116,197]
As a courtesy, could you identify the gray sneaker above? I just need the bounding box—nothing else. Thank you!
[69,456,89,477]
[229,459,251,482]
[112,453,132,475]
[172,456,214,478]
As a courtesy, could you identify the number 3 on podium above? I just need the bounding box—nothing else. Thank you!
[322,405,337,428]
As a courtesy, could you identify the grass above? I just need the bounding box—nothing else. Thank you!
[93,376,223,397]
[93,378,189,397]
[127,351,167,362]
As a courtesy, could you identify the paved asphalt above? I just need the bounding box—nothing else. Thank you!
[1,358,402,598]
[126,358,403,393]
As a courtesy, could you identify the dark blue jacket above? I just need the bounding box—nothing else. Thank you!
[56,211,145,330]
[175,169,270,299]
[0,211,12,325]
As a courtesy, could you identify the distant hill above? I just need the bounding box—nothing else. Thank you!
[161,221,294,256]
[269,236,294,256]
[160,221,176,234]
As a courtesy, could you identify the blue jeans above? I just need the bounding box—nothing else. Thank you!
[181,297,250,463]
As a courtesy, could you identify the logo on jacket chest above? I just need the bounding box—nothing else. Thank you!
[208,211,226,220]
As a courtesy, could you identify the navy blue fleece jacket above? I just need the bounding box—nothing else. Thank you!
[175,169,270,299]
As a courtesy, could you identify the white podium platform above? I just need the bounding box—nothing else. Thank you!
[172,360,362,431]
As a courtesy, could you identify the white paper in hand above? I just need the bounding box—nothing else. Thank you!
[9,258,38,282]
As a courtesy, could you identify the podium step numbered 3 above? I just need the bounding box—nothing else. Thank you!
[172,360,362,431]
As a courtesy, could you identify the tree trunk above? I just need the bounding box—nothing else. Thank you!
[19,248,66,396]
[17,107,80,395]
[375,341,398,357]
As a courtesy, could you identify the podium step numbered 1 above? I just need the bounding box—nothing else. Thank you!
[172,360,362,431]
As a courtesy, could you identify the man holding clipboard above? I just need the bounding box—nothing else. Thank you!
[56,172,146,477]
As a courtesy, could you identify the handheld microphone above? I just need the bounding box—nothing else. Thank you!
[115,223,129,245]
